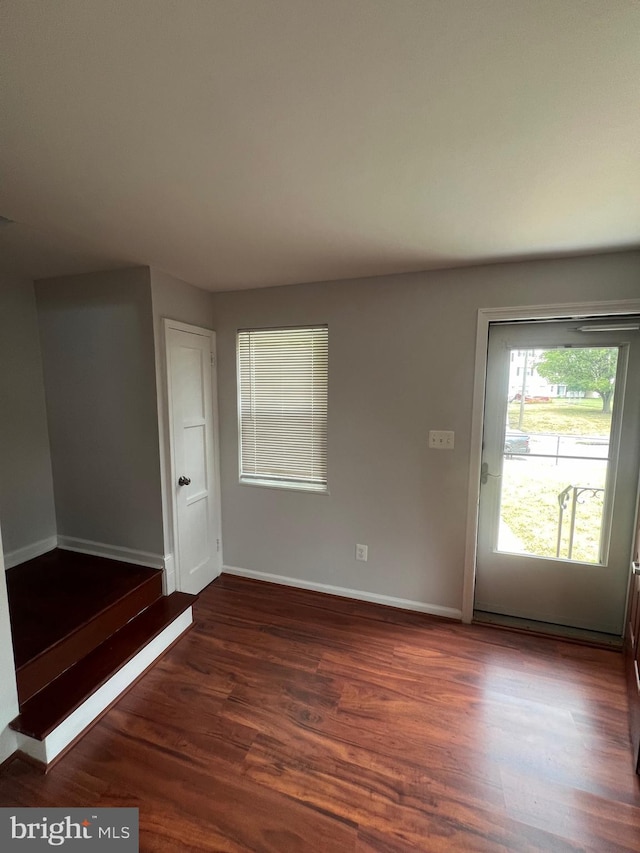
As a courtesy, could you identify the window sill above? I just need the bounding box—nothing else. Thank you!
[239,477,329,495]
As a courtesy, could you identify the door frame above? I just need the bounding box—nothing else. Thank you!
[162,318,223,594]
[462,298,640,624]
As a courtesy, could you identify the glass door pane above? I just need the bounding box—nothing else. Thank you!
[497,346,618,564]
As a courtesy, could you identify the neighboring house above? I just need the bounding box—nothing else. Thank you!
[508,350,571,400]
[508,349,599,401]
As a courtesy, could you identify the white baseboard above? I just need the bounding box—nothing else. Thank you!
[16,607,193,766]
[222,565,462,620]
[163,554,176,595]
[57,536,165,570]
[3,536,57,570]
[0,727,19,767]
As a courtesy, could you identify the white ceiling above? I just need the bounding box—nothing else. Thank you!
[1,0,639,291]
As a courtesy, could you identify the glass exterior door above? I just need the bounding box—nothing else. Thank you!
[475,320,640,635]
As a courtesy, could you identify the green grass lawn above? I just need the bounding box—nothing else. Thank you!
[507,398,611,437]
[500,399,611,563]
[499,460,605,563]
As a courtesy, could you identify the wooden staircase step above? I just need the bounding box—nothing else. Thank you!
[11,592,196,741]
[7,549,163,667]
[9,550,163,704]
[16,572,164,704]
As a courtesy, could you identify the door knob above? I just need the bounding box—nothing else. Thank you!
[178,476,191,486]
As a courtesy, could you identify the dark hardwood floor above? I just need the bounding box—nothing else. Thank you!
[1,574,639,851]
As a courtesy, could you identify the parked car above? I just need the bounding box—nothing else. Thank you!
[504,428,530,456]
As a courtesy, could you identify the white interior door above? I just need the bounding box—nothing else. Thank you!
[475,319,640,635]
[165,322,221,594]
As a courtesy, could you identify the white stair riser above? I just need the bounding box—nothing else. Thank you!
[17,608,193,766]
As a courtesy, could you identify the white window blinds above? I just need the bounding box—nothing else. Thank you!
[237,325,328,491]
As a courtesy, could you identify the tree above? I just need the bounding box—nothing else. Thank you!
[536,348,617,413]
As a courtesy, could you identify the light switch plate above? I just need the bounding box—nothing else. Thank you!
[429,430,455,450]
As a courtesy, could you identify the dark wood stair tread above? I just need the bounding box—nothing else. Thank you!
[7,549,163,667]
[9,549,164,705]
[11,592,196,740]
[16,572,163,705]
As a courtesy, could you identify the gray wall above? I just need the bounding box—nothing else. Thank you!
[211,251,640,613]
[0,273,56,559]
[151,268,216,331]
[36,268,164,556]
[150,268,216,581]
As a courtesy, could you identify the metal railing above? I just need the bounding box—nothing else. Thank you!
[509,430,610,465]
[556,485,605,559]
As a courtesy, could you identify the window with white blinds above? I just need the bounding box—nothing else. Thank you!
[237,325,328,491]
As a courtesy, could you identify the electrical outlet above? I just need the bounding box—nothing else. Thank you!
[355,544,368,561]
[429,430,455,450]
